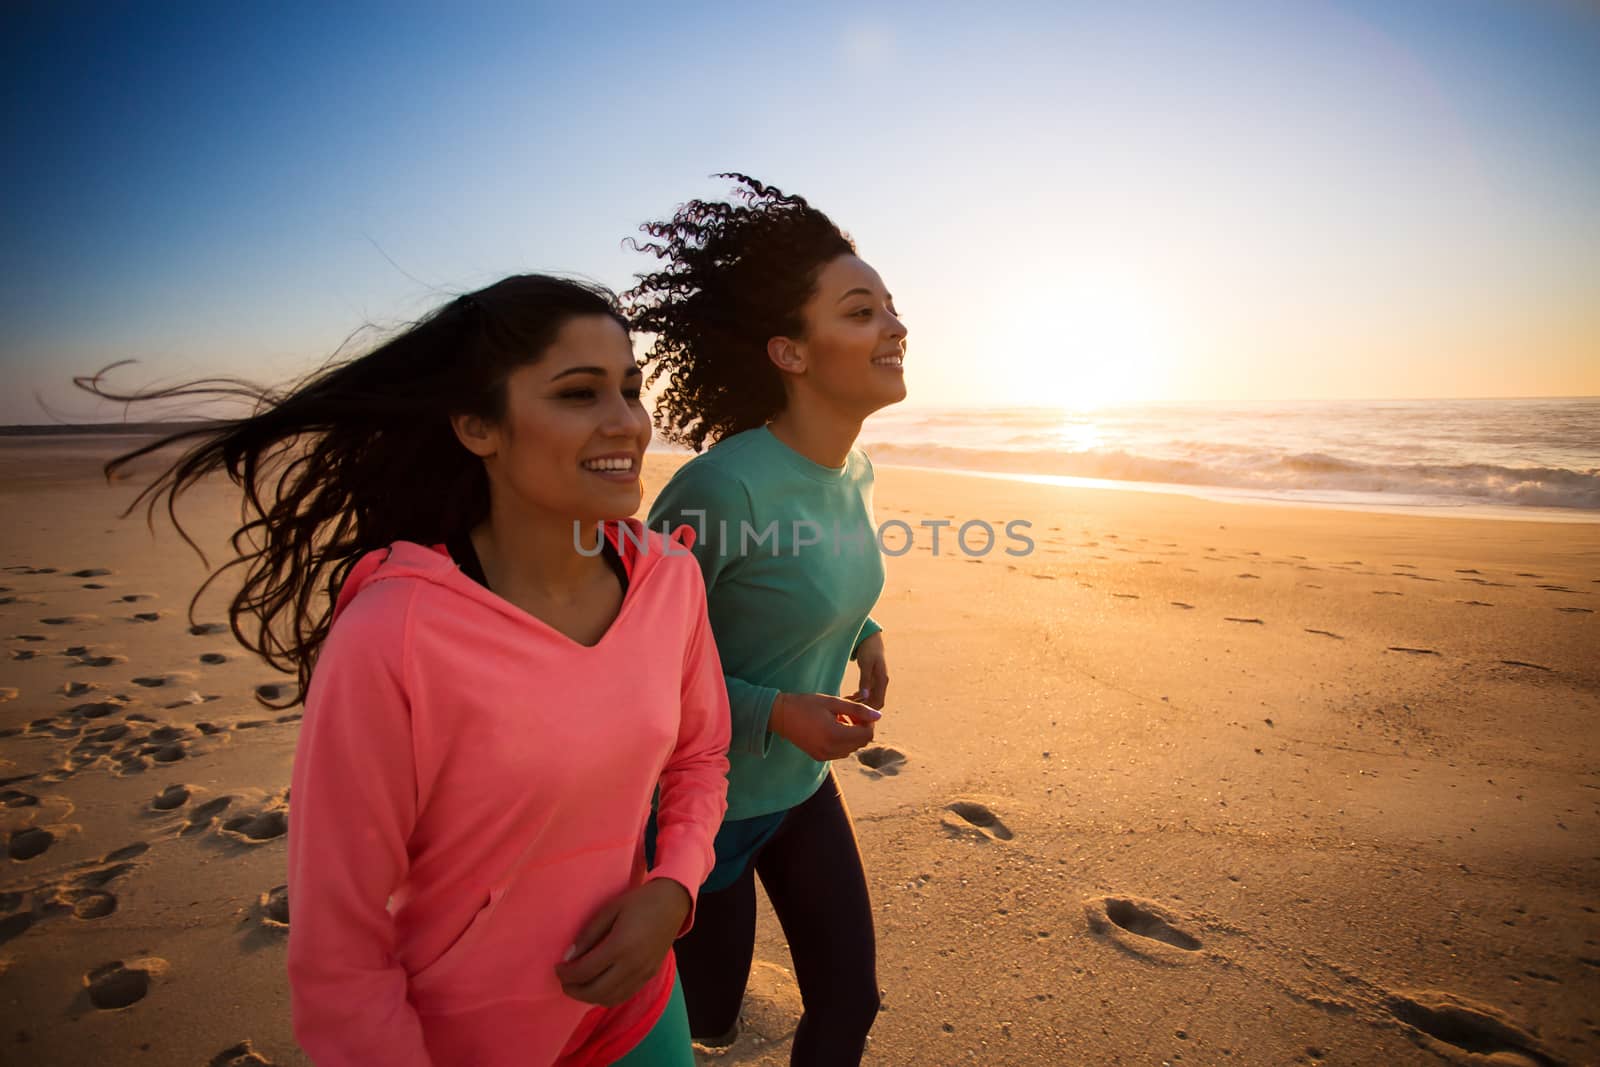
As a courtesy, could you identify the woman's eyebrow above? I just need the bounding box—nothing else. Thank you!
[548,364,645,382]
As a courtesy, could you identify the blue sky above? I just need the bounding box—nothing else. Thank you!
[2,0,1597,423]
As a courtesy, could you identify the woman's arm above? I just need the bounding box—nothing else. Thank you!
[648,463,783,757]
[287,587,431,1066]
[554,563,732,1006]
[650,576,733,917]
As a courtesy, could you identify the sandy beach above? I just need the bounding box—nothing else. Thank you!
[1,436,1596,1066]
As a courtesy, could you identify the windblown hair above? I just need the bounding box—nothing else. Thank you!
[623,173,854,451]
[80,274,627,706]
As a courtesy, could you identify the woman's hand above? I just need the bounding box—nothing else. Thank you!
[852,632,889,710]
[769,692,880,761]
[554,879,691,1007]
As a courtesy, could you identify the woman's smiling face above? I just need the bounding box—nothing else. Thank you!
[782,254,908,416]
[458,313,652,523]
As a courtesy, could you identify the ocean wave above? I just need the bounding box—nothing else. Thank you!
[862,443,1600,510]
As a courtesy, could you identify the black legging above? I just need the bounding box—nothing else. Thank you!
[674,770,879,1066]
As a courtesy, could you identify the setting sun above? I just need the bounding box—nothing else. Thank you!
[1013,274,1178,410]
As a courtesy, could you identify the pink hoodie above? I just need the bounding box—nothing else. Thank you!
[286,521,730,1066]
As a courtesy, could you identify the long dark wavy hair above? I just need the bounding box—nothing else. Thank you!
[623,173,854,451]
[79,274,628,706]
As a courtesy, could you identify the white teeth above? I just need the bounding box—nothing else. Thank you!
[872,356,904,367]
[582,458,634,472]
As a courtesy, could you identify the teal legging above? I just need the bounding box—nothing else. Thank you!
[610,973,694,1066]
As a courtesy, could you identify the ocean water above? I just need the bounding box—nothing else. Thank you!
[852,398,1600,518]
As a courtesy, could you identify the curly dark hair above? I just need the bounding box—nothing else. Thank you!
[623,173,854,451]
[77,274,627,707]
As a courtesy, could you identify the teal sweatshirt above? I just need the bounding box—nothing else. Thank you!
[647,426,884,820]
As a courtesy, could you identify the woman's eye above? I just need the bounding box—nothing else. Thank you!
[558,389,596,400]
[851,308,873,318]
[625,388,643,400]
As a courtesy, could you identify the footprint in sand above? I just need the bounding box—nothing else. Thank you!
[131,611,164,623]
[85,959,164,1010]
[1387,647,1439,656]
[0,911,36,945]
[1372,590,1404,597]
[199,652,230,665]
[1170,602,1194,610]
[117,594,154,603]
[14,633,46,642]
[7,827,55,861]
[1083,895,1203,961]
[255,683,287,701]
[1385,991,1559,1066]
[1458,600,1494,607]
[1111,593,1139,600]
[73,892,118,920]
[69,648,127,669]
[41,615,98,626]
[261,885,290,927]
[1224,617,1264,625]
[133,673,196,689]
[152,784,191,811]
[1236,573,1260,580]
[209,1041,274,1067]
[70,569,112,579]
[189,622,229,636]
[10,649,35,661]
[1556,606,1593,614]
[856,744,908,777]
[1304,628,1344,639]
[1500,660,1552,672]
[70,700,126,720]
[74,861,137,893]
[941,800,1013,842]
[104,842,149,863]
[183,796,235,834]
[1,789,39,807]
[221,809,288,843]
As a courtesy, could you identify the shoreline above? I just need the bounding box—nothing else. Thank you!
[878,462,1600,525]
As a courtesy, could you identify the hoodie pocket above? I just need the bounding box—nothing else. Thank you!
[409,884,507,992]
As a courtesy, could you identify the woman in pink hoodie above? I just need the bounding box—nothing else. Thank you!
[90,275,731,1065]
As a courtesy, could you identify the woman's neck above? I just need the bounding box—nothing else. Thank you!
[471,501,607,606]
[767,392,864,469]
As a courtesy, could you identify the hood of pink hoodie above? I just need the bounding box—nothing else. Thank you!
[331,518,696,623]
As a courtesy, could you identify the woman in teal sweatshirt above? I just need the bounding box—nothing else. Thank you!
[628,174,906,1066]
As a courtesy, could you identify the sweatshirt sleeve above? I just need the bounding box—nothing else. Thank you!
[852,616,883,658]
[648,462,781,758]
[645,567,732,932]
[287,585,432,1067]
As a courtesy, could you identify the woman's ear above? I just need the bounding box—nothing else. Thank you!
[767,336,806,376]
[450,412,498,458]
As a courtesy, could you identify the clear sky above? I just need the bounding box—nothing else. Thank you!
[2,0,1597,424]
